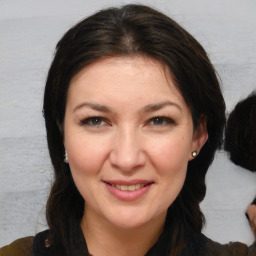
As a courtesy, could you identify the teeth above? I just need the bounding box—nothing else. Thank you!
[112,184,146,191]
[128,185,135,191]
[121,185,127,191]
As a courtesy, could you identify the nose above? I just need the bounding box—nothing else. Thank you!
[109,127,146,171]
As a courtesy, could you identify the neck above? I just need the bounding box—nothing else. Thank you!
[81,207,166,256]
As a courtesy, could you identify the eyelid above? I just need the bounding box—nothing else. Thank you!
[147,116,175,126]
[79,115,175,127]
[80,116,110,126]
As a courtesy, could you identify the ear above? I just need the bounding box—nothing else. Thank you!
[189,116,208,161]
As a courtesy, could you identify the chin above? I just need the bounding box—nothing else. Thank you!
[103,207,163,230]
[110,217,150,230]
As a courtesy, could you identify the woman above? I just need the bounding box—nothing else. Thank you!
[1,4,255,256]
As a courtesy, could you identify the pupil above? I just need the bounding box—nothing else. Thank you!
[154,117,163,125]
[92,118,101,125]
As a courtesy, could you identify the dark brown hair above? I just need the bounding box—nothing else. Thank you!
[43,4,225,255]
[225,91,256,172]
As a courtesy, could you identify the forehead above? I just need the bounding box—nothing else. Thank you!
[67,56,187,111]
[70,56,171,86]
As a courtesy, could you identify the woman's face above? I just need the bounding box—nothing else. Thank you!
[64,56,207,229]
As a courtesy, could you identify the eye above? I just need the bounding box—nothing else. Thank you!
[148,116,174,126]
[80,117,107,127]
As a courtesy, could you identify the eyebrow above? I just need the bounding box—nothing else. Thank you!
[141,101,182,113]
[73,100,182,113]
[73,103,112,113]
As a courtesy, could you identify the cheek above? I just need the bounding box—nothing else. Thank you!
[67,136,110,176]
[66,136,111,203]
[153,137,189,203]
[148,135,191,173]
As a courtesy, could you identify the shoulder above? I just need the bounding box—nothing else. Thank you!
[0,236,34,256]
[198,233,256,256]
[0,230,60,256]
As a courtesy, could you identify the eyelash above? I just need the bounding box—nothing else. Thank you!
[80,116,175,127]
[147,116,175,126]
[80,116,108,127]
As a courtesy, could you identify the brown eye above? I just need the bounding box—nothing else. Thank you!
[81,117,104,126]
[149,117,174,126]
[152,117,164,125]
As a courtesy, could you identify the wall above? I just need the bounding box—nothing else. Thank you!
[0,0,255,247]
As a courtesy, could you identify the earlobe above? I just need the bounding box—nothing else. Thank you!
[189,116,208,160]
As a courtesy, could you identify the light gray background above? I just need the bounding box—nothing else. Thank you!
[0,0,256,247]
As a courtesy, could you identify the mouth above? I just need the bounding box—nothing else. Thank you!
[106,183,153,191]
[103,180,154,201]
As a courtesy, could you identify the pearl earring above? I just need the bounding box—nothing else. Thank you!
[192,151,197,157]
[64,152,68,163]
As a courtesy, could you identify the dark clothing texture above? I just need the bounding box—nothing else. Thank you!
[0,237,33,256]
[1,228,255,256]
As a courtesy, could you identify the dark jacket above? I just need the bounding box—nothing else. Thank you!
[0,230,255,256]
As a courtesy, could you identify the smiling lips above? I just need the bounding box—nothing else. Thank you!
[111,183,147,191]
[104,180,154,201]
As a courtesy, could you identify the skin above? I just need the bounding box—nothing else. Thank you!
[64,56,208,256]
[247,204,256,237]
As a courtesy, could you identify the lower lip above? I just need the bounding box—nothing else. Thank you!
[104,183,153,201]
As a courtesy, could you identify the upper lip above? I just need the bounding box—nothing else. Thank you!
[103,179,154,186]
